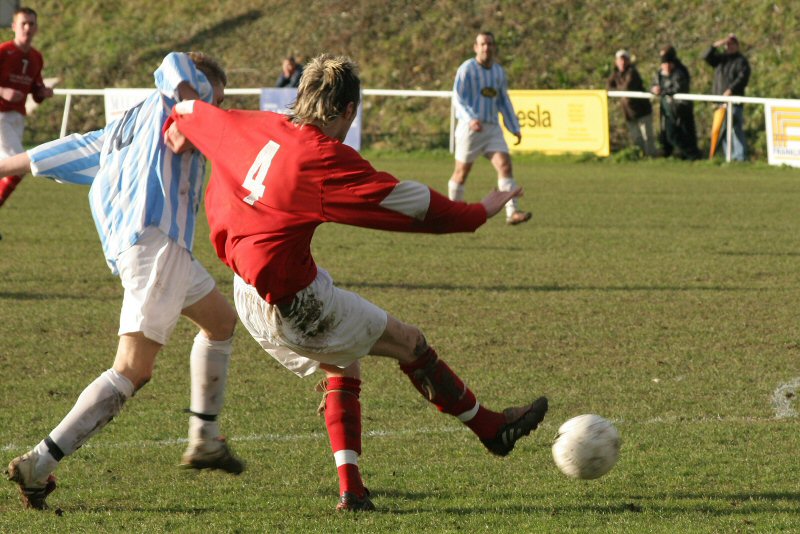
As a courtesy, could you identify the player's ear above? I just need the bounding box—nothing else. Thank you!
[343,102,356,121]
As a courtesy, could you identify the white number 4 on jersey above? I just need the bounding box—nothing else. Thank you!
[242,140,280,205]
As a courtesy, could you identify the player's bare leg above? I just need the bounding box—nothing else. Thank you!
[6,334,154,510]
[319,361,374,512]
[448,160,472,201]
[179,288,243,474]
[488,151,531,225]
[371,315,547,456]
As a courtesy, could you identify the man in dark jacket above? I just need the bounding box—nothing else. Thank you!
[607,49,656,156]
[651,45,701,160]
[703,34,751,160]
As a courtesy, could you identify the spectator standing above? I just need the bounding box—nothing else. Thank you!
[606,49,657,156]
[0,7,53,210]
[651,45,701,160]
[449,31,531,226]
[276,56,303,88]
[703,34,750,161]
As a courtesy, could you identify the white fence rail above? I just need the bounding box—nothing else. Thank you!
[53,88,783,161]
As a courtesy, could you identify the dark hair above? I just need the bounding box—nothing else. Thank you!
[14,7,37,19]
[659,45,677,63]
[476,31,495,43]
[187,51,227,87]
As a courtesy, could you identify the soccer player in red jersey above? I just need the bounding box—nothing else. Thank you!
[166,54,548,512]
[0,7,53,211]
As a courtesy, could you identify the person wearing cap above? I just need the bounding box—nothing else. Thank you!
[703,34,751,161]
[607,49,656,157]
[651,45,701,160]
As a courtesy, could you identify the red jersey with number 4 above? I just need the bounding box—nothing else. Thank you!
[171,101,487,304]
[0,41,45,115]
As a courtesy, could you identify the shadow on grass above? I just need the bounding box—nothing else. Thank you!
[716,251,800,257]
[338,281,772,293]
[138,10,263,64]
[378,490,800,516]
[0,292,117,301]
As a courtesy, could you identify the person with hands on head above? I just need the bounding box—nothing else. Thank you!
[703,33,751,161]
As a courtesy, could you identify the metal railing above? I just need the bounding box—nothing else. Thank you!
[609,91,775,162]
[53,87,457,150]
[53,87,776,160]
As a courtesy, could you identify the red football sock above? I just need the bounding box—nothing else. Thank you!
[0,175,23,207]
[323,376,366,498]
[400,347,505,439]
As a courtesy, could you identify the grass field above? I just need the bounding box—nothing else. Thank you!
[1,153,799,532]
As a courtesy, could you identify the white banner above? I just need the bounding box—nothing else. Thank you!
[103,89,152,124]
[765,99,800,167]
[260,88,362,151]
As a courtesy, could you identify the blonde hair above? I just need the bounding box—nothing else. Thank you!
[187,51,227,87]
[290,54,360,126]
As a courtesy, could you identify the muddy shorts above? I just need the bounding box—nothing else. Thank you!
[233,268,388,377]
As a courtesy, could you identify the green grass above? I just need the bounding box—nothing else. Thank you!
[1,154,799,532]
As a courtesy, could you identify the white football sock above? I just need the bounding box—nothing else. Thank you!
[498,177,519,217]
[448,179,465,202]
[188,333,233,443]
[43,368,134,475]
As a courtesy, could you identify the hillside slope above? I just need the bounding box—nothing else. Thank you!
[19,0,800,156]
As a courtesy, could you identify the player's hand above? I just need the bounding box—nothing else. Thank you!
[32,86,54,101]
[164,121,195,154]
[0,87,26,103]
[513,133,521,146]
[481,187,523,218]
[469,119,482,132]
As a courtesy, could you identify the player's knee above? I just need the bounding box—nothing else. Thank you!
[207,308,237,341]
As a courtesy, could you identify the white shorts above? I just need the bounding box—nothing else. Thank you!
[454,121,509,164]
[117,227,216,345]
[0,111,25,159]
[233,268,388,377]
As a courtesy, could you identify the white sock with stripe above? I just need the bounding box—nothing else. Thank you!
[498,177,519,217]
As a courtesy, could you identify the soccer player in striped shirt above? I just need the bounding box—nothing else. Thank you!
[2,52,243,510]
[449,31,531,225]
[165,54,548,512]
[0,7,54,214]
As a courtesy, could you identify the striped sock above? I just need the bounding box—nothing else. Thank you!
[323,377,366,498]
[400,348,505,439]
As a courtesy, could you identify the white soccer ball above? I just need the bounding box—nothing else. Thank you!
[552,414,620,480]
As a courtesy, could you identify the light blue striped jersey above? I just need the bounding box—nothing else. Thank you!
[28,52,216,275]
[453,58,520,134]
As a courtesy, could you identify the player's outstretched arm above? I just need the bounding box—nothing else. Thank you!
[481,187,522,218]
[0,153,32,177]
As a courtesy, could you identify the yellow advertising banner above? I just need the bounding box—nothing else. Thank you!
[504,90,610,157]
[765,100,800,167]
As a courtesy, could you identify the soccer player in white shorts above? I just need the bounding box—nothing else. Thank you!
[0,8,54,217]
[1,52,243,511]
[167,54,549,512]
[449,31,531,226]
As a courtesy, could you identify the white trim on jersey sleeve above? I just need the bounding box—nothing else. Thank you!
[174,100,196,114]
[378,180,431,221]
